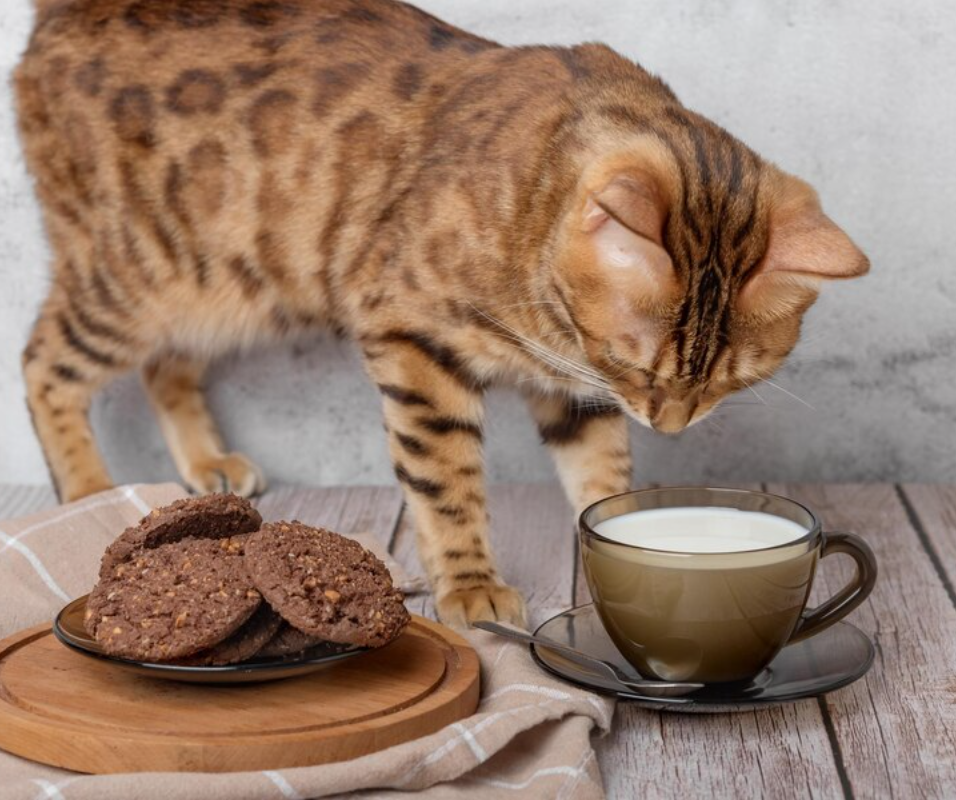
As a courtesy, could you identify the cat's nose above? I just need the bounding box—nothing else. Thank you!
[648,389,692,434]
[650,411,687,434]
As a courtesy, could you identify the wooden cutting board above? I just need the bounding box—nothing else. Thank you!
[0,615,479,774]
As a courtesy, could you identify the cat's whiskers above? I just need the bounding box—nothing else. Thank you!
[759,378,816,411]
[517,377,619,407]
[705,400,785,427]
[497,300,568,310]
[467,303,611,394]
[746,385,769,406]
[521,344,612,394]
[502,335,610,393]
[504,300,579,344]
[538,328,580,346]
[702,416,727,434]
[492,306,604,378]
[517,376,598,389]
[607,359,653,383]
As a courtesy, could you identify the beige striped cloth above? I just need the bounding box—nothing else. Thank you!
[0,485,612,799]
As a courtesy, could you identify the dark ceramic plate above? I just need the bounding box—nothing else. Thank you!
[54,595,369,684]
[531,604,875,712]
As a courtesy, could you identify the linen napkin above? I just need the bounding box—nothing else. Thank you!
[0,485,612,799]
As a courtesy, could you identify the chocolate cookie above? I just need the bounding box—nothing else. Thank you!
[257,622,326,658]
[99,493,262,579]
[244,522,410,648]
[175,604,282,666]
[86,536,262,661]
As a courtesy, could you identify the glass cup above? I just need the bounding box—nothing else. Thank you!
[579,487,877,684]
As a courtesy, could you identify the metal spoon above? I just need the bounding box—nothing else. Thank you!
[472,620,704,699]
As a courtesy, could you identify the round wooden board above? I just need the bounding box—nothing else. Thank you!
[0,615,479,774]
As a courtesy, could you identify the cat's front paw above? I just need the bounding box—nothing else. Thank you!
[436,584,528,630]
[183,453,266,498]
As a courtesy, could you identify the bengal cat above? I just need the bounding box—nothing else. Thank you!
[15,0,868,627]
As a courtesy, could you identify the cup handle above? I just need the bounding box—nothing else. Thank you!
[788,532,878,644]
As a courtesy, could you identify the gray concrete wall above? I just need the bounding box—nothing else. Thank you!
[1,0,954,489]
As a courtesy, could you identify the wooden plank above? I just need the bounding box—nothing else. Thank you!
[770,483,956,798]
[899,484,956,606]
[254,485,404,548]
[593,483,846,799]
[601,703,847,799]
[0,485,57,520]
[389,482,577,629]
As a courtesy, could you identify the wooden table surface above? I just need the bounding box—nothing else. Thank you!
[2,482,955,798]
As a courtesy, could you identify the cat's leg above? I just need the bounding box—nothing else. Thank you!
[362,339,526,628]
[142,354,265,497]
[525,391,633,514]
[22,289,133,502]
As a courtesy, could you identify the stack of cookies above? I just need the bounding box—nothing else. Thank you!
[84,495,410,665]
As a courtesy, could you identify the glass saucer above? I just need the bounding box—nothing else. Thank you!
[531,604,875,712]
[54,595,369,684]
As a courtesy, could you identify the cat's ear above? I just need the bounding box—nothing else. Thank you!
[740,175,869,316]
[581,172,673,290]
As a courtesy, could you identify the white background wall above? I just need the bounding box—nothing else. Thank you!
[1,0,954,490]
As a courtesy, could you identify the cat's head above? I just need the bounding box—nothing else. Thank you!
[553,115,869,433]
